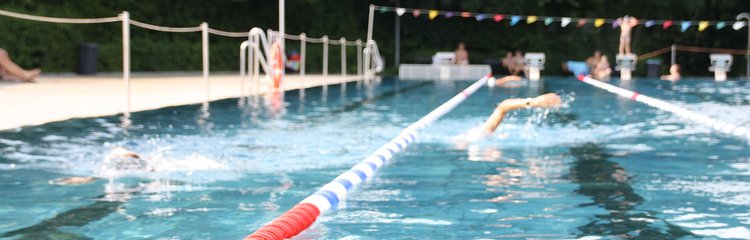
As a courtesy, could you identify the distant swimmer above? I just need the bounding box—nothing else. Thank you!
[660,64,681,81]
[488,75,523,88]
[51,147,150,186]
[593,55,612,80]
[461,93,562,141]
[618,16,639,55]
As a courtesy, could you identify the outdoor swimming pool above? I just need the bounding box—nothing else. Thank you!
[1,76,749,239]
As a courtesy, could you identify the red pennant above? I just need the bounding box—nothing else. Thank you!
[577,19,587,27]
[493,14,504,22]
[460,12,472,18]
[663,20,673,29]
[413,9,421,17]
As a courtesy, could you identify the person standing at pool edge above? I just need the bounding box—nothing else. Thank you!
[454,42,469,65]
[618,16,639,55]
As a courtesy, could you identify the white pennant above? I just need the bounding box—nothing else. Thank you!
[396,8,406,16]
[733,21,747,30]
[561,17,571,27]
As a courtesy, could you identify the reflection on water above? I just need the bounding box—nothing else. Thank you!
[570,143,692,238]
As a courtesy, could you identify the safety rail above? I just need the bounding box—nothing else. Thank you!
[0,8,383,116]
[245,73,492,240]
[578,75,750,141]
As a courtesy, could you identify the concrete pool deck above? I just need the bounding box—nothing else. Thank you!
[0,73,361,131]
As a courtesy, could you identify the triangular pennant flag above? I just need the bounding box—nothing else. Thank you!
[716,21,726,29]
[734,21,747,30]
[413,9,421,17]
[460,12,472,18]
[663,20,673,29]
[681,21,691,32]
[644,20,654,28]
[577,19,588,27]
[594,18,605,27]
[445,12,455,18]
[561,17,571,27]
[698,21,709,31]
[475,14,487,21]
[493,14,504,22]
[428,10,438,20]
[544,17,553,25]
[527,15,538,24]
[510,16,521,26]
[396,8,406,16]
[379,7,389,13]
[613,19,622,28]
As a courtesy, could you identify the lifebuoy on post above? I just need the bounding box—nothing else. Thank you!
[270,42,284,91]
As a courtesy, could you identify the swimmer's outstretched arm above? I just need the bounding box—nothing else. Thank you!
[482,93,562,134]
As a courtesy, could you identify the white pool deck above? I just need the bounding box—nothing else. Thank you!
[0,73,360,131]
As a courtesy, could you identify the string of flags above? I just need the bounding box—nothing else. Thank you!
[377,5,748,32]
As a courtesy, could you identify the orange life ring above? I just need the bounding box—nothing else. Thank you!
[270,42,284,91]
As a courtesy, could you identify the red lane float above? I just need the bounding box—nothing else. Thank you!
[578,75,750,140]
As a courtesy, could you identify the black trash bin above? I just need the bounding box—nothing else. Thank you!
[77,43,99,75]
[646,59,661,78]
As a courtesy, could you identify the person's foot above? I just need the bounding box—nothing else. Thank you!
[22,68,41,82]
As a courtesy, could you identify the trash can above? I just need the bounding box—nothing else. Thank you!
[646,59,661,78]
[77,43,99,75]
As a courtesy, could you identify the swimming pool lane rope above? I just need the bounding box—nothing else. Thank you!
[578,75,750,141]
[245,73,492,240]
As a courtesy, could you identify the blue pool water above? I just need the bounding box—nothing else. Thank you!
[1,76,749,239]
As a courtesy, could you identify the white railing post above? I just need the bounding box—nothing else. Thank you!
[340,37,346,77]
[300,33,306,77]
[671,44,676,66]
[201,22,209,104]
[364,5,375,79]
[240,41,248,97]
[121,11,131,116]
[356,39,362,80]
[323,35,329,79]
[252,34,260,95]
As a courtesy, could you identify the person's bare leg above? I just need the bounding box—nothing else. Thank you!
[482,93,561,134]
[0,49,39,82]
[624,39,631,55]
[619,39,625,55]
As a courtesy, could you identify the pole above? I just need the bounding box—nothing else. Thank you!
[669,44,677,67]
[365,5,375,79]
[300,33,306,77]
[356,39,362,79]
[395,0,400,66]
[738,13,750,79]
[121,11,130,117]
[323,35,329,79]
[341,38,346,77]
[201,22,209,104]
[279,0,285,51]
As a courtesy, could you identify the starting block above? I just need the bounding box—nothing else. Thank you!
[616,53,637,81]
[709,54,732,81]
[524,52,545,81]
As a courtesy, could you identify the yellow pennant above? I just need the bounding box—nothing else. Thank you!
[527,15,538,24]
[594,18,605,27]
[429,10,439,20]
[698,21,710,31]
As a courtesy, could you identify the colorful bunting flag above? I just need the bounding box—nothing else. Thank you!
[493,14,504,22]
[510,16,521,26]
[527,15,538,24]
[594,18,605,27]
[680,21,691,32]
[612,19,622,28]
[412,9,421,17]
[445,12,455,18]
[475,14,487,21]
[716,22,726,29]
[428,10,438,20]
[561,17,571,27]
[461,12,472,18]
[577,19,588,27]
[396,8,406,16]
[698,21,709,31]
[644,20,654,28]
[663,20,673,29]
[734,21,747,30]
[544,17,553,25]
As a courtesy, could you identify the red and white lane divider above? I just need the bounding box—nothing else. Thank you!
[245,74,493,240]
[578,75,750,140]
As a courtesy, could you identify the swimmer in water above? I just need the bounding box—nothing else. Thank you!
[660,64,681,81]
[51,147,150,185]
[461,93,562,142]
